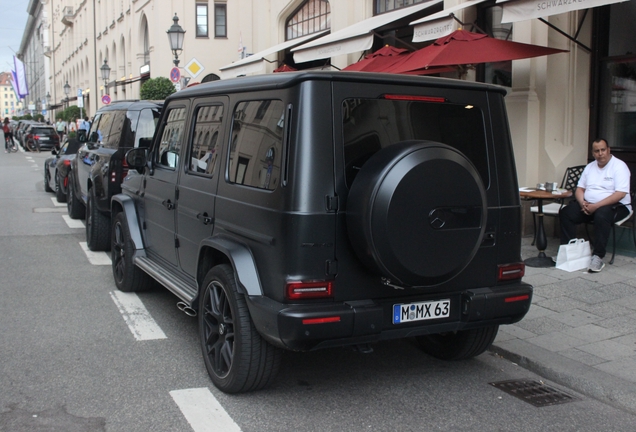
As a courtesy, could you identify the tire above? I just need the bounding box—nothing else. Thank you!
[415,325,499,361]
[346,140,487,287]
[67,176,85,220]
[44,168,53,192]
[55,174,67,203]
[199,264,282,393]
[86,191,111,251]
[112,212,154,292]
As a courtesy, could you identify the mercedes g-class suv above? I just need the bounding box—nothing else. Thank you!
[112,71,532,393]
[67,100,162,251]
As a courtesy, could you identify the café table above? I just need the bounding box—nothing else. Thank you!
[520,188,573,267]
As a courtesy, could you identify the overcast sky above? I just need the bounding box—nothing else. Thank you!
[0,3,30,73]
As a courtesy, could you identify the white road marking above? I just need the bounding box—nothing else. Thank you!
[63,215,84,228]
[79,241,111,265]
[51,198,65,207]
[33,207,67,213]
[109,291,167,341]
[170,388,242,432]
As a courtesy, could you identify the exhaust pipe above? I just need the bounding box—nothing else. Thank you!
[177,301,197,317]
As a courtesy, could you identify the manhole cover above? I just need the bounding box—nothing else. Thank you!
[490,379,579,407]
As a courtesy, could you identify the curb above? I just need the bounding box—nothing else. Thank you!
[490,339,636,415]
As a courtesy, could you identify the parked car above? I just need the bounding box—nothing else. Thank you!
[24,124,60,151]
[112,71,533,394]
[15,120,37,145]
[44,137,82,202]
[67,100,162,251]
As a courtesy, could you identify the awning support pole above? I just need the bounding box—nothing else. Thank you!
[538,17,591,52]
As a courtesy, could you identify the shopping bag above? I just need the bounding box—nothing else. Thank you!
[555,238,592,272]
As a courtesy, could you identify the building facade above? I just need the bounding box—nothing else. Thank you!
[0,73,23,119]
[25,0,636,193]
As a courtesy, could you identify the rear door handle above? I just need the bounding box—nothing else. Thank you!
[162,199,175,210]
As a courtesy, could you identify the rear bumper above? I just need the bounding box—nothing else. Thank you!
[248,282,533,351]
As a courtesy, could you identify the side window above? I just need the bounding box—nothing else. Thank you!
[95,113,115,147]
[135,108,161,148]
[104,111,127,149]
[122,110,140,148]
[156,107,187,169]
[228,100,284,191]
[188,104,224,176]
[88,113,102,143]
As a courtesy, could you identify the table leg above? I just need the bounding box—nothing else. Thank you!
[525,198,555,267]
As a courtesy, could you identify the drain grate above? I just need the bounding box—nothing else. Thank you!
[490,379,579,407]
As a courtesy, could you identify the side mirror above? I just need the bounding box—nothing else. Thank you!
[51,148,58,156]
[125,148,148,175]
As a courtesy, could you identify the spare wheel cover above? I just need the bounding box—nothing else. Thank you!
[347,141,487,287]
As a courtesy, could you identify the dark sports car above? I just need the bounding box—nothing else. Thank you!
[44,138,82,202]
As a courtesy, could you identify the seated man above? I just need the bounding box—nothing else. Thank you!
[559,138,631,272]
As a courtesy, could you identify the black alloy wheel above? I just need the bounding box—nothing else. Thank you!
[199,264,282,393]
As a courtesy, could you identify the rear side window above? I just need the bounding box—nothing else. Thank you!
[156,107,187,169]
[134,108,161,148]
[342,98,489,188]
[228,100,284,190]
[189,104,224,176]
[93,113,115,146]
[103,111,126,149]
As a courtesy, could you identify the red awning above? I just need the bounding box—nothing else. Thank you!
[385,29,567,74]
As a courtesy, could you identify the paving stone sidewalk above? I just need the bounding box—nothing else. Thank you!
[491,236,636,414]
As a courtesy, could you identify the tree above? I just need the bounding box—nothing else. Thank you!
[140,77,176,100]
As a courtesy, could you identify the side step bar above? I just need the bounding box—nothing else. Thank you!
[135,256,198,305]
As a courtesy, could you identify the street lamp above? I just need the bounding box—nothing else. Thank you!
[167,13,186,67]
[100,59,111,95]
[63,81,70,108]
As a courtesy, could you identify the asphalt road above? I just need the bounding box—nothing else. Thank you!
[2,146,636,431]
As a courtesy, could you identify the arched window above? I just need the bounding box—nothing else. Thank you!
[286,0,330,41]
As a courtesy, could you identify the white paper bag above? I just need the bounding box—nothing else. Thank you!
[555,238,592,272]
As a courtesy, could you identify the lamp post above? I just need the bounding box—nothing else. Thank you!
[167,13,186,67]
[63,81,70,109]
[100,59,111,95]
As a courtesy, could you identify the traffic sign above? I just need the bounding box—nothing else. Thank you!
[170,67,181,83]
[102,94,111,105]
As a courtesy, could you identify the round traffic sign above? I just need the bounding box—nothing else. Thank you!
[102,94,111,105]
[170,67,181,83]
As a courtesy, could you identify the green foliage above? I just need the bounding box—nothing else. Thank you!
[55,106,81,122]
[140,77,176,100]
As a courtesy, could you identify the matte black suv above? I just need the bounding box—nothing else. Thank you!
[67,100,162,251]
[112,72,532,393]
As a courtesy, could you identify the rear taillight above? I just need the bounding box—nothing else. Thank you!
[63,160,71,166]
[33,135,40,140]
[121,158,129,180]
[286,280,333,300]
[497,263,525,281]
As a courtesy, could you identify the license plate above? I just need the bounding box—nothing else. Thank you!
[393,299,450,324]
[39,137,49,141]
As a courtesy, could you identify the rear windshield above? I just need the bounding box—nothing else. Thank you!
[342,98,488,188]
[32,128,56,135]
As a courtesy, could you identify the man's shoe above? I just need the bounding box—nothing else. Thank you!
[588,255,605,273]
[551,256,557,263]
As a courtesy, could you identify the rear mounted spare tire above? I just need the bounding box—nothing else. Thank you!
[346,141,487,287]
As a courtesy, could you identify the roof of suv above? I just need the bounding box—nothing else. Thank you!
[95,100,163,113]
[171,70,508,100]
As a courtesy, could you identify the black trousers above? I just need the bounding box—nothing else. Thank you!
[559,200,630,258]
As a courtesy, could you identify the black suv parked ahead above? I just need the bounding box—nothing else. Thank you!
[113,72,532,393]
[67,100,162,251]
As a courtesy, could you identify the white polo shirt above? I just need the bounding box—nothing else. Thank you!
[578,155,631,208]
